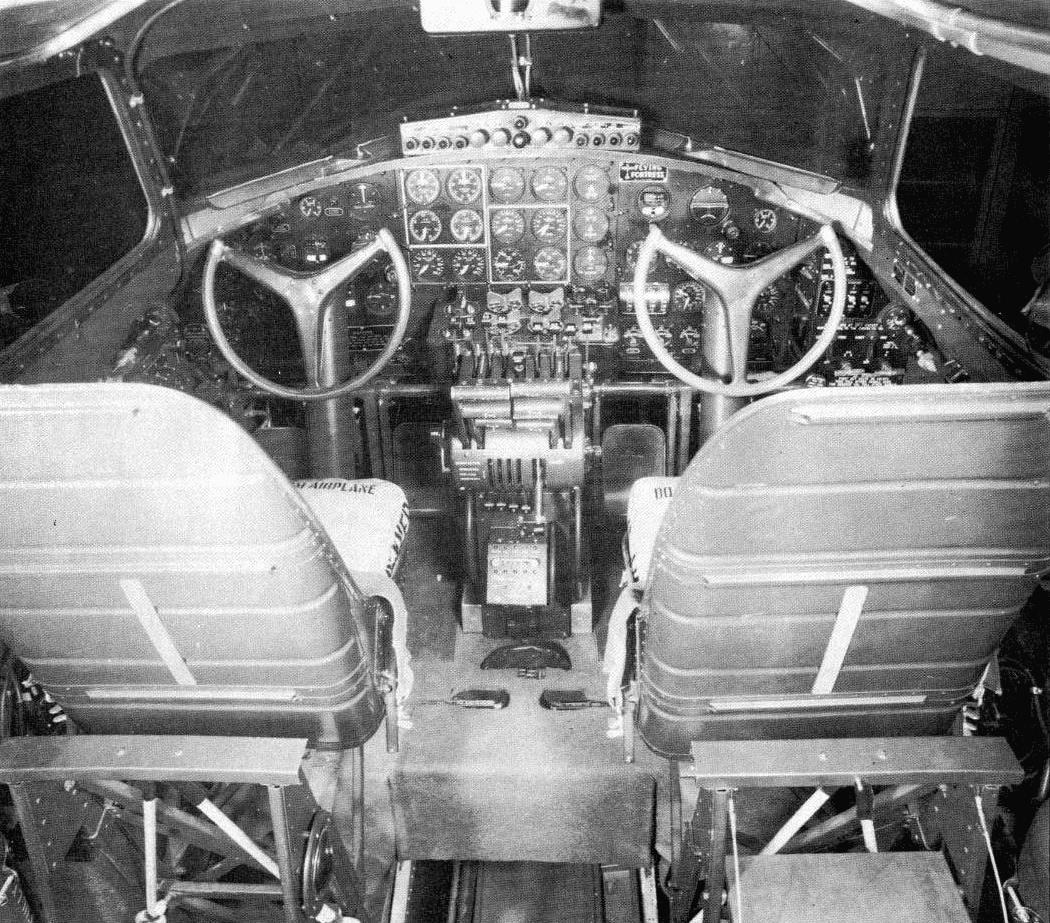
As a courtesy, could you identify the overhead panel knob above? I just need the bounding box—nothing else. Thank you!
[491,128,512,147]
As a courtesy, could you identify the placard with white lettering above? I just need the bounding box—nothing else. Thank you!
[619,162,668,182]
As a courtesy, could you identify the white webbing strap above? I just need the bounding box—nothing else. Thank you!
[352,571,414,718]
[120,578,197,686]
[603,582,642,709]
[812,584,869,695]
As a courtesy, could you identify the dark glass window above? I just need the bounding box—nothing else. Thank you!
[896,44,1050,337]
[0,74,148,350]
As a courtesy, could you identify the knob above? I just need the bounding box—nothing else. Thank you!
[491,128,512,147]
[469,129,490,147]
[512,131,531,148]
[453,135,469,149]
[533,127,552,146]
[553,127,573,145]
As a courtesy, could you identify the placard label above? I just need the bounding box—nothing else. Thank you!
[619,162,668,182]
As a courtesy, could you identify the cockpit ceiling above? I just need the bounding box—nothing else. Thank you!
[1,0,1048,71]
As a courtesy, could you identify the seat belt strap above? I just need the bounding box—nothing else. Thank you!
[604,583,642,708]
[812,584,868,695]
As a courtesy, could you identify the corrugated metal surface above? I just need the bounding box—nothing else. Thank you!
[639,382,1050,755]
[0,382,384,747]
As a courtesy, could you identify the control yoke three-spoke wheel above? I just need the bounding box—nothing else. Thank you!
[202,228,412,401]
[632,223,848,397]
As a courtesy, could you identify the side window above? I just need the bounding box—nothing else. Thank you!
[895,44,1050,341]
[0,74,149,351]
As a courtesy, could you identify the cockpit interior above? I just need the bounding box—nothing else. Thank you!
[0,2,1048,923]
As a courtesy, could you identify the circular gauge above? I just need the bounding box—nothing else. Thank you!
[533,247,568,282]
[452,248,486,281]
[753,207,778,233]
[573,205,609,243]
[447,167,483,205]
[638,186,671,221]
[531,167,568,202]
[490,167,526,203]
[411,248,447,281]
[492,247,526,282]
[573,246,608,282]
[531,208,567,244]
[405,169,440,206]
[298,195,323,219]
[491,209,526,244]
[347,182,383,219]
[574,165,609,202]
[672,281,706,313]
[408,209,442,243]
[689,185,730,226]
[450,209,484,243]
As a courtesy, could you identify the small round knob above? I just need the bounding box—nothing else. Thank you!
[533,127,552,146]
[491,128,512,147]
[469,129,490,148]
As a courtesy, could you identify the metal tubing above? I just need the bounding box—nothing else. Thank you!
[307,299,355,478]
[665,389,679,474]
[197,799,280,878]
[677,386,693,473]
[760,788,831,855]
[266,786,303,923]
[572,485,582,597]
[144,794,160,916]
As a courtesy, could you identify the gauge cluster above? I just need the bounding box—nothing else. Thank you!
[401,160,618,288]
[218,147,902,384]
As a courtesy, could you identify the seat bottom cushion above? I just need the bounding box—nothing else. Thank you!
[625,476,679,582]
[295,478,409,576]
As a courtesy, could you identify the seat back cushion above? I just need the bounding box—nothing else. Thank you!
[639,383,1050,755]
[295,478,409,576]
[0,383,384,747]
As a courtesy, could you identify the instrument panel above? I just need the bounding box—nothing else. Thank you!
[221,147,904,382]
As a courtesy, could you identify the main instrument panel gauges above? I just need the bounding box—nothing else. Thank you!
[446,167,483,205]
[573,246,608,283]
[533,247,568,282]
[492,209,526,244]
[411,248,447,281]
[490,167,526,203]
[450,209,484,243]
[408,209,442,243]
[531,208,568,245]
[574,205,609,243]
[405,169,441,205]
[689,185,730,227]
[574,165,610,202]
[452,248,486,282]
[638,186,671,221]
[493,247,526,282]
[671,281,706,313]
[531,167,568,202]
